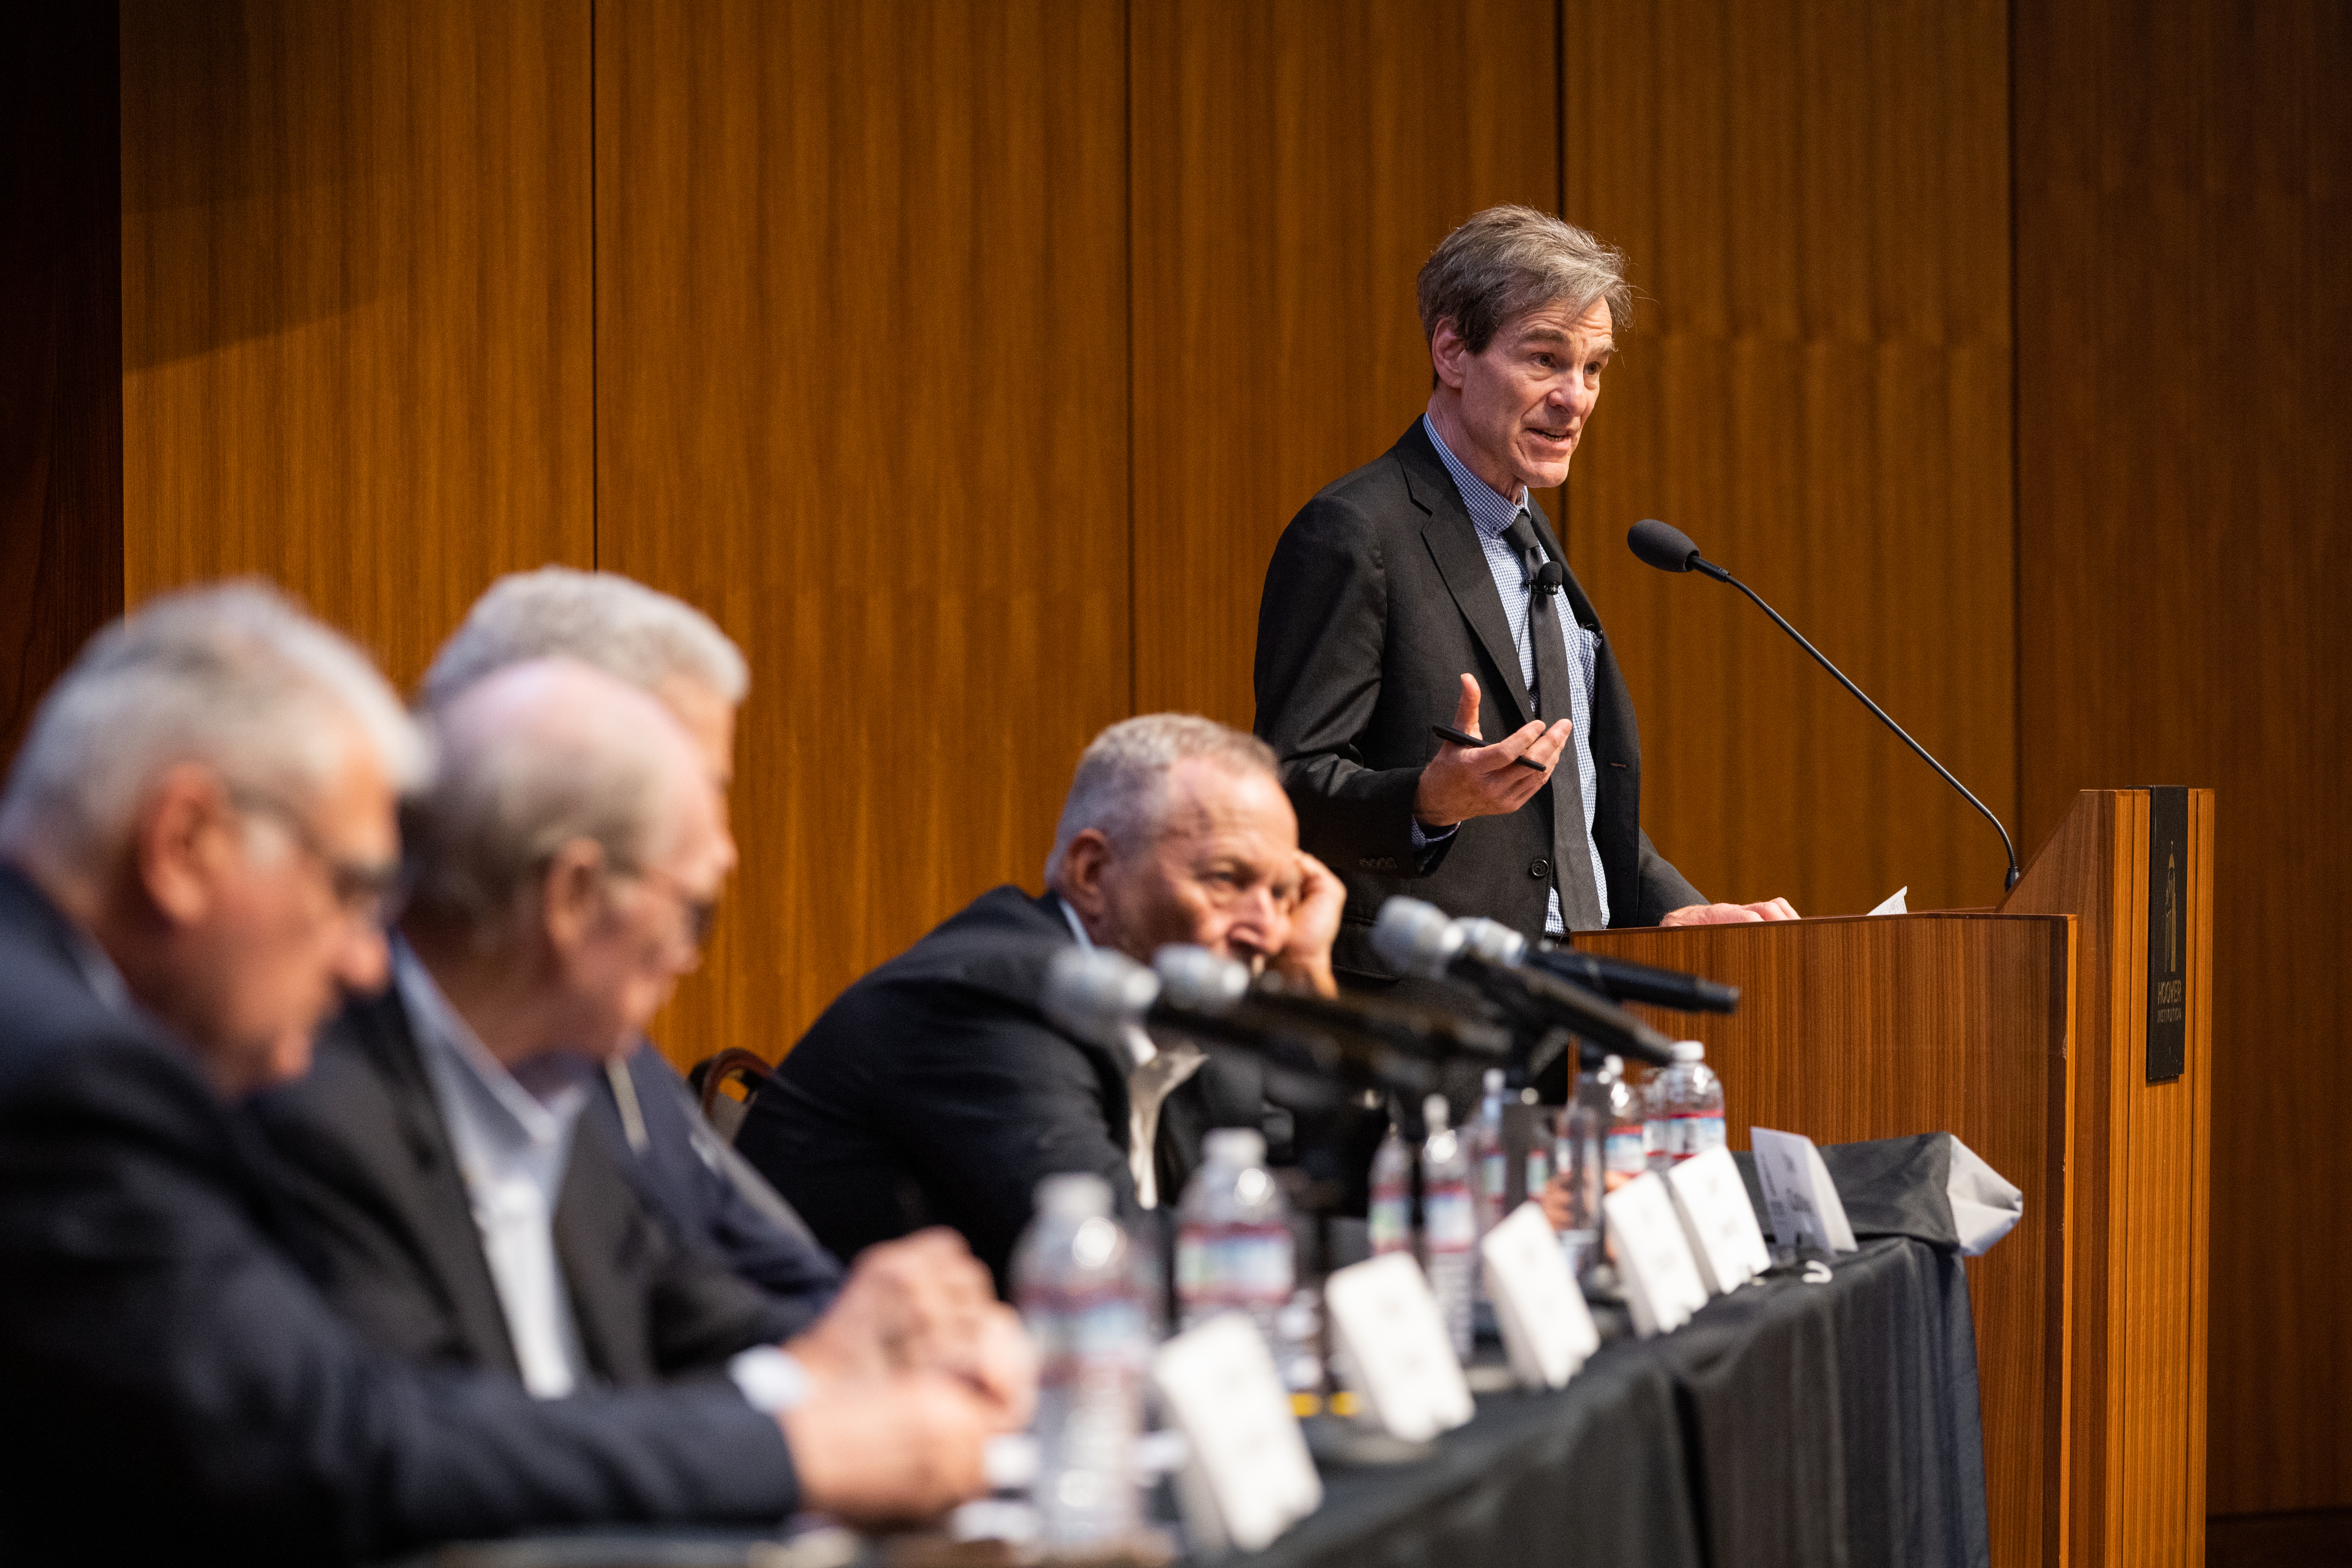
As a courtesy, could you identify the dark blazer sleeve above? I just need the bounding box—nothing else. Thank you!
[1629,828,1705,924]
[1254,494,1438,871]
[0,1032,796,1564]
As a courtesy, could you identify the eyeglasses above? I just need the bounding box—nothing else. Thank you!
[227,786,407,929]
[617,863,719,955]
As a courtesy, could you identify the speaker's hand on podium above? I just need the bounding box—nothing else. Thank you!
[1661,898,1800,926]
[1414,674,1570,827]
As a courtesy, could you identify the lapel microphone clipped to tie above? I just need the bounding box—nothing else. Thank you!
[1625,517,2021,891]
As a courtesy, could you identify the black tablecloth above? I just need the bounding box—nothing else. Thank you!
[1228,1234,1986,1568]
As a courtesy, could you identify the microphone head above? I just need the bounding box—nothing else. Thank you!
[1628,518,1702,573]
[1151,945,1251,1014]
[1042,947,1159,1047]
[1533,559,1567,593]
[1453,916,1527,968]
[1370,897,1466,979]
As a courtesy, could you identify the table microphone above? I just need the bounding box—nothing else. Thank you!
[1369,897,1677,1067]
[1452,917,1739,1014]
[1627,517,2021,892]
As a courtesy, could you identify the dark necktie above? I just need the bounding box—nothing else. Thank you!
[1504,513,1607,930]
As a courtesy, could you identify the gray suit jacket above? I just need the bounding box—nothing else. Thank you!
[1254,420,1703,980]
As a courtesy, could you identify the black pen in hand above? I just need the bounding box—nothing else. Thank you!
[1430,723,1547,771]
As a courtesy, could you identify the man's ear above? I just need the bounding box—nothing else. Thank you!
[134,762,237,925]
[1055,830,1116,922]
[1430,318,1470,391]
[539,839,610,966]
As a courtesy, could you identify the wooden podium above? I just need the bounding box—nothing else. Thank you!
[1576,789,2211,1568]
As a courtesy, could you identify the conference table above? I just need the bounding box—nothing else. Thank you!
[407,1166,1990,1568]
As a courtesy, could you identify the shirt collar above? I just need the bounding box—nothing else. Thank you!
[1422,413,1532,541]
[1055,895,1092,949]
[394,940,590,1144]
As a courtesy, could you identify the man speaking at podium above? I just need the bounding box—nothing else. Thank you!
[1254,206,1795,983]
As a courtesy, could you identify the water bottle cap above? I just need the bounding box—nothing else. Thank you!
[1204,1127,1266,1166]
[1422,1093,1450,1133]
[1035,1172,1113,1218]
[1672,1040,1706,1063]
[1602,1054,1624,1075]
[1483,1068,1505,1092]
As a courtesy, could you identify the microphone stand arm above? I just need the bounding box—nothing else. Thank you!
[1694,554,2022,892]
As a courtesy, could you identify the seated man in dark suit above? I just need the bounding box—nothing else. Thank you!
[736,715,1345,1289]
[418,566,840,1313]
[257,658,1030,1413]
[0,587,996,1564]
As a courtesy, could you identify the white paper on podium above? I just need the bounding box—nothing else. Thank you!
[1479,1201,1600,1388]
[1750,1128,1859,1253]
[1322,1253,1475,1442]
[1867,886,1909,916]
[1664,1146,1773,1293]
[1151,1315,1321,1554]
[1602,1173,1712,1337]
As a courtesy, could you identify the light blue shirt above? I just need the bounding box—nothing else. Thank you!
[1420,414,1610,931]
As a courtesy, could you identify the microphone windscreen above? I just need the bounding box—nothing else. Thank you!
[1533,560,1567,593]
[1151,945,1251,1014]
[1628,518,1702,573]
[1370,896,1465,979]
[1453,916,1528,968]
[1043,947,1158,1047]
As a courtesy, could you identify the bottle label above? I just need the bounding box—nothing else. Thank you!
[1479,1152,1507,1199]
[1176,1222,1294,1307]
[1661,1113,1728,1161]
[1423,1187,1476,1250]
[1605,1129,1647,1185]
[1369,1192,1412,1254]
[1526,1150,1551,1194]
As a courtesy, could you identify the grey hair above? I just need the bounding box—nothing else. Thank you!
[1044,714,1280,883]
[421,567,748,709]
[0,582,429,881]
[400,660,688,941]
[1416,205,1634,357]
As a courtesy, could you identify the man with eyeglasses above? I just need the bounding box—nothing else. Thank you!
[0,588,1005,1563]
[255,657,1031,1431]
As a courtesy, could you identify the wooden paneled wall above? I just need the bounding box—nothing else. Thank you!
[0,5,123,761]
[119,0,594,684]
[592,0,1134,1055]
[2014,0,2352,1522]
[1561,0,2016,921]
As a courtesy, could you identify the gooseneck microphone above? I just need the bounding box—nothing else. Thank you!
[1627,518,2022,892]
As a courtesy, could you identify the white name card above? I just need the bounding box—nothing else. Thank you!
[1150,1315,1321,1554]
[1322,1252,1475,1442]
[1664,1145,1773,1294]
[1601,1172,1712,1337]
[1479,1200,1600,1388]
[1750,1128,1858,1254]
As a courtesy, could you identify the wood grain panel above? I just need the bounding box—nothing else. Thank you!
[120,0,594,687]
[1580,912,2071,1568]
[1559,0,2016,919]
[2012,0,2352,1521]
[1129,0,1561,727]
[0,4,122,765]
[593,0,1132,1064]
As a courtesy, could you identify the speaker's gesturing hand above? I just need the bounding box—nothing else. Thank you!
[1413,674,1570,828]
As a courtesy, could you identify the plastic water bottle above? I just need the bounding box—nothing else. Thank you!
[1600,1055,1648,1193]
[1647,1041,1726,1168]
[1466,1068,1510,1241]
[1553,1065,1607,1284]
[1014,1174,1147,1549]
[1421,1094,1476,1360]
[1368,1107,1415,1258]
[1175,1128,1294,1355]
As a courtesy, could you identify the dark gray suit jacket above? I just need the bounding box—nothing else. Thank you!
[1255,420,1703,980]
[0,866,796,1566]
[253,982,803,1389]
